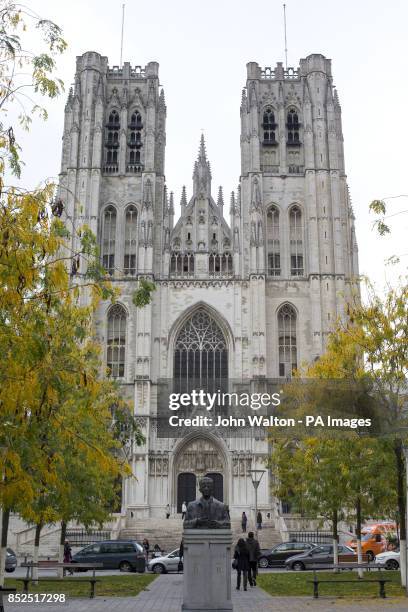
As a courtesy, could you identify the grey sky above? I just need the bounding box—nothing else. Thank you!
[21,0,408,292]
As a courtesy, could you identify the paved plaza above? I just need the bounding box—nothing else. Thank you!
[5,574,408,612]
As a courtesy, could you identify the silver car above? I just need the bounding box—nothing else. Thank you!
[147,549,181,574]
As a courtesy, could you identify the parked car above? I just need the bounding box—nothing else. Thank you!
[346,531,387,561]
[375,550,400,570]
[258,541,316,568]
[5,548,17,573]
[147,548,181,574]
[285,544,356,571]
[72,540,145,572]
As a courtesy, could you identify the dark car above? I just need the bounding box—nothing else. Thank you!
[285,544,356,571]
[72,540,145,573]
[6,548,17,573]
[258,541,316,568]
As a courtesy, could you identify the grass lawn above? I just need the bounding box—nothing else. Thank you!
[257,570,405,598]
[5,574,157,598]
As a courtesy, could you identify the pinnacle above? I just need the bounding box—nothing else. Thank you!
[169,191,174,214]
[198,133,208,163]
[217,186,224,208]
[180,186,187,207]
[230,191,236,214]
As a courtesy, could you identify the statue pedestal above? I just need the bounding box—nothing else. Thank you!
[182,529,233,612]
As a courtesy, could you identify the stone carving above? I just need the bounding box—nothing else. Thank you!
[176,438,224,473]
[183,476,230,529]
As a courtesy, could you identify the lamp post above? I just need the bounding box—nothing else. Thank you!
[249,469,265,540]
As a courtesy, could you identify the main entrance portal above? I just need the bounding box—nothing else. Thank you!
[175,437,226,511]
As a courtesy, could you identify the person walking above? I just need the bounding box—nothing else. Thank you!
[234,538,250,591]
[181,501,187,520]
[165,503,171,519]
[142,538,150,562]
[257,511,263,530]
[246,531,261,586]
[241,511,247,533]
[63,540,73,576]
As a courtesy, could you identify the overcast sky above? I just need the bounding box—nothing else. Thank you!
[19,0,408,293]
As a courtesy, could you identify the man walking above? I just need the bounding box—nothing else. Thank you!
[246,531,261,586]
[181,501,187,520]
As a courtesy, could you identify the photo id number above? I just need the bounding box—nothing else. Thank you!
[8,593,66,603]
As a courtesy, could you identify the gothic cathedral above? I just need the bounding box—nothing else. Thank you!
[58,51,359,520]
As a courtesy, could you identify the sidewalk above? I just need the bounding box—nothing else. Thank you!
[6,574,408,611]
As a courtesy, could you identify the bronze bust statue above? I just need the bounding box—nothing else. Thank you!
[183,476,231,529]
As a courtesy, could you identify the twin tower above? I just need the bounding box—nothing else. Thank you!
[59,51,359,368]
[57,50,360,516]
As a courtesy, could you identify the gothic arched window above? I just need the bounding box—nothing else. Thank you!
[278,304,297,377]
[105,110,120,170]
[266,206,280,276]
[289,205,304,276]
[287,108,300,143]
[170,252,194,277]
[124,205,138,275]
[174,309,228,394]
[107,304,127,378]
[263,107,276,144]
[102,205,116,275]
[128,110,143,173]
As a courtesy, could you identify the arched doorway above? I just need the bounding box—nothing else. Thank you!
[177,473,196,513]
[205,472,223,502]
[174,437,227,510]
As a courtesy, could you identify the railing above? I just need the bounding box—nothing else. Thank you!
[261,67,300,80]
[261,165,280,174]
[65,530,111,546]
[289,530,333,544]
[126,164,143,174]
[288,165,304,174]
[103,164,119,174]
[107,66,146,78]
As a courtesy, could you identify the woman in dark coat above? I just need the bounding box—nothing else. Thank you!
[234,538,250,591]
[241,512,247,533]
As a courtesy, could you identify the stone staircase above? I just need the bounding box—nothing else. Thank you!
[119,517,281,553]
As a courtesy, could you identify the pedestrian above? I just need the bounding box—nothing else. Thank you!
[178,540,184,573]
[166,503,171,519]
[181,501,187,520]
[233,538,250,591]
[241,511,247,533]
[257,511,263,530]
[153,543,162,558]
[142,538,150,562]
[63,539,73,576]
[246,531,261,586]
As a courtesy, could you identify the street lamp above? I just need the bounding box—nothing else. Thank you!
[249,469,265,540]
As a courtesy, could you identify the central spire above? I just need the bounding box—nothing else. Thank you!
[193,134,212,198]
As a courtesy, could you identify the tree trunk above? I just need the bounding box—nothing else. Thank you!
[0,508,10,587]
[394,438,406,586]
[32,522,43,583]
[332,509,339,573]
[356,498,363,579]
[58,521,67,578]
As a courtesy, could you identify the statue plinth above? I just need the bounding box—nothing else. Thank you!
[182,528,233,612]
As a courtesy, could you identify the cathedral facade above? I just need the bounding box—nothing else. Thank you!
[58,51,359,520]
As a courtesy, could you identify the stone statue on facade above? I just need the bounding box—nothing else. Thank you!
[183,476,231,529]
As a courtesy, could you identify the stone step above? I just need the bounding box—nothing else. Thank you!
[119,520,281,553]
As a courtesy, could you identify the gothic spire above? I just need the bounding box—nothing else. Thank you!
[217,186,224,210]
[180,185,187,208]
[229,191,236,215]
[193,134,212,198]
